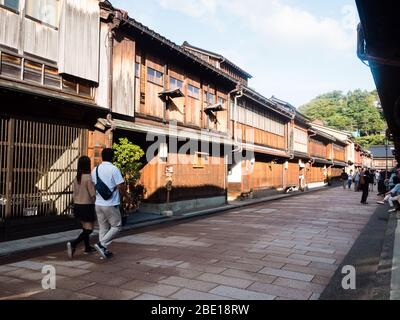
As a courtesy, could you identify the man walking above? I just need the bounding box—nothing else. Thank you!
[361,168,373,205]
[92,148,126,259]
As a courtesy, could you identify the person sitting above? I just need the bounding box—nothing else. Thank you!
[377,176,400,213]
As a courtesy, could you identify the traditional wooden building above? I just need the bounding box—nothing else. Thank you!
[181,43,295,199]
[0,0,362,241]
[96,2,244,213]
[0,0,105,240]
[271,97,311,190]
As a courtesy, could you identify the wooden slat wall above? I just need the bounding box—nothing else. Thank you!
[306,166,325,183]
[112,37,135,117]
[287,162,300,185]
[58,0,100,82]
[245,161,283,192]
[145,81,165,119]
[0,7,20,50]
[333,145,345,161]
[143,55,165,119]
[95,23,110,109]
[330,168,343,178]
[24,18,58,62]
[237,123,285,149]
[216,92,228,133]
[140,153,226,202]
[309,139,327,158]
[186,93,202,128]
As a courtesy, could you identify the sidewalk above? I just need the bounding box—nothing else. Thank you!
[0,185,328,258]
[0,185,378,300]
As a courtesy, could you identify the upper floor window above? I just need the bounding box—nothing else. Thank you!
[188,84,200,99]
[204,92,215,105]
[147,67,163,86]
[218,97,226,105]
[0,0,19,11]
[0,51,94,98]
[25,0,59,28]
[169,77,183,90]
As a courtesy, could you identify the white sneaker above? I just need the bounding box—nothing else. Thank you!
[94,243,107,259]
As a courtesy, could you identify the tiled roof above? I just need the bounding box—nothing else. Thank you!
[369,145,395,158]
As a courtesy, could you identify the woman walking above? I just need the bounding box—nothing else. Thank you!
[67,156,97,259]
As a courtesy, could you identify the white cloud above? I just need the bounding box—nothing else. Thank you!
[157,0,358,53]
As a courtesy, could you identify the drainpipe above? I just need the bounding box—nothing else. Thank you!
[106,11,124,146]
[231,88,243,153]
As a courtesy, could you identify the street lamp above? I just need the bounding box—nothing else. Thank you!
[385,129,390,180]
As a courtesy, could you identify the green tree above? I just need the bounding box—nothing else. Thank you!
[113,138,145,213]
[113,137,145,187]
[299,89,386,137]
[355,135,386,149]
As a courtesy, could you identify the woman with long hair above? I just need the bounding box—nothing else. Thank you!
[67,156,96,259]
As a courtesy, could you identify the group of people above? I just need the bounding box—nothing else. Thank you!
[341,168,377,205]
[66,148,126,260]
[376,166,400,213]
[341,165,400,211]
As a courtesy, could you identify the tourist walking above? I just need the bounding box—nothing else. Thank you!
[347,170,354,189]
[360,168,373,205]
[67,156,97,259]
[354,169,361,192]
[92,148,126,259]
[341,170,349,189]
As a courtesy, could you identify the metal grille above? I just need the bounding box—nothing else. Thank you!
[1,117,87,221]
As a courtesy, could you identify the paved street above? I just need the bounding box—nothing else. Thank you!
[0,187,380,300]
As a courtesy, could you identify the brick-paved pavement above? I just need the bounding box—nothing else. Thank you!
[0,187,380,300]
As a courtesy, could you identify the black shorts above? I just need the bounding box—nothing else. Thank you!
[73,204,96,223]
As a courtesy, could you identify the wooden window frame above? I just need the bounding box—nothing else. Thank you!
[169,76,183,90]
[25,0,60,30]
[147,66,163,86]
[188,84,200,100]
[0,0,19,13]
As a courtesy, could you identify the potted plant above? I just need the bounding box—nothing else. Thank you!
[113,138,145,225]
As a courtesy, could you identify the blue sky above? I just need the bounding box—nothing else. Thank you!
[111,0,376,107]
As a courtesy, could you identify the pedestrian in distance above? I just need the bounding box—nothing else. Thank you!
[67,156,97,259]
[354,169,361,192]
[360,168,373,205]
[347,170,354,189]
[341,170,349,189]
[92,148,127,260]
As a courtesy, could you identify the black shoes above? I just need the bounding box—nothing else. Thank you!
[84,246,96,255]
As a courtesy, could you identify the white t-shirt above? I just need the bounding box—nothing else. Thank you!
[92,162,124,207]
